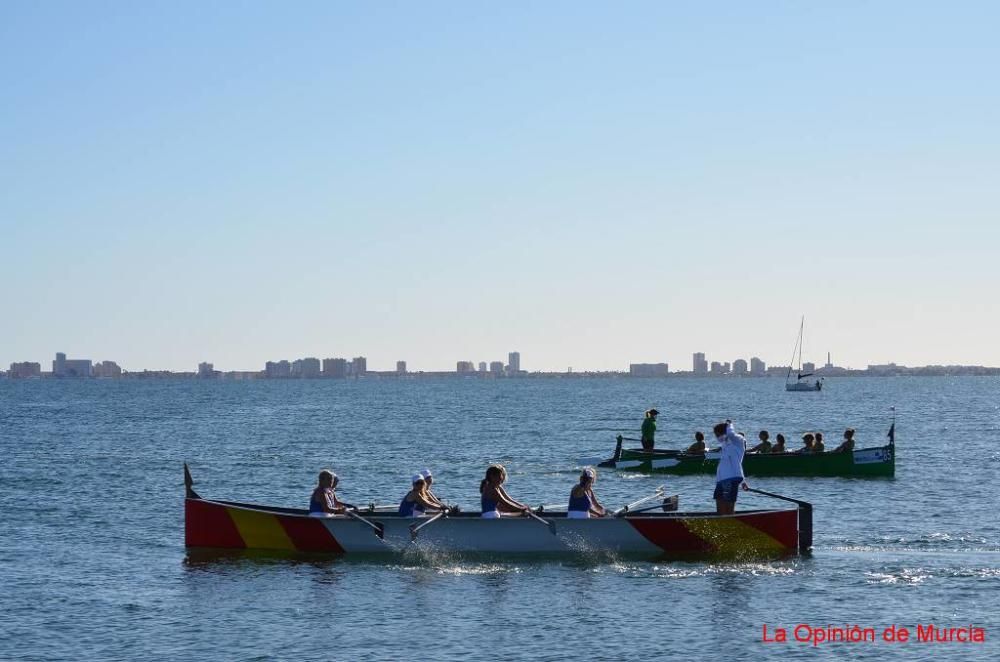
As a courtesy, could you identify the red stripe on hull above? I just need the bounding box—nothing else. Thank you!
[185,498,245,549]
[277,516,346,553]
[738,510,799,550]
[627,518,716,553]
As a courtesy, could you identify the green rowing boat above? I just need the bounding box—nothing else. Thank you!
[597,425,896,478]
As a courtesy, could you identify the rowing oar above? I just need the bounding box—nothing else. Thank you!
[345,508,385,540]
[409,509,448,541]
[612,486,665,517]
[526,509,557,535]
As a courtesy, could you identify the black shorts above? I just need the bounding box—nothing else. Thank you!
[713,477,742,503]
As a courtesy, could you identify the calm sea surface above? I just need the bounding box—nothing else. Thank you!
[2,376,999,660]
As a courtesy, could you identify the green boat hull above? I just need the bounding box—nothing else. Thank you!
[605,444,894,478]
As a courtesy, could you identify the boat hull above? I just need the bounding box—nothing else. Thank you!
[185,498,807,559]
[606,444,894,477]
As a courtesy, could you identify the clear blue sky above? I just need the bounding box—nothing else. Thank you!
[2,2,997,371]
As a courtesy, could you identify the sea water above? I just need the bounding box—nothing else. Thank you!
[2,376,998,660]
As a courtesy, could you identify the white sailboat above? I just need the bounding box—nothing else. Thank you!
[785,317,823,392]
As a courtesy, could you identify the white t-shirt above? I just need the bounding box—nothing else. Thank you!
[715,423,746,482]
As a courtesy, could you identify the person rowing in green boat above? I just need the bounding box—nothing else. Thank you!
[687,431,706,454]
[771,434,787,453]
[748,430,772,454]
[832,428,856,453]
[796,433,816,453]
[641,408,660,451]
[813,432,826,453]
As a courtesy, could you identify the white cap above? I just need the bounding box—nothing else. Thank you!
[411,473,425,484]
[421,469,433,479]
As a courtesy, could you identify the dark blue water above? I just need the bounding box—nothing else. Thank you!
[2,377,998,660]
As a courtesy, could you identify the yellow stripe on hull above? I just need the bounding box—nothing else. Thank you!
[228,507,296,551]
[683,517,787,557]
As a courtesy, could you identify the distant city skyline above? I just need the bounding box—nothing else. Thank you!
[3,4,998,371]
[6,348,997,379]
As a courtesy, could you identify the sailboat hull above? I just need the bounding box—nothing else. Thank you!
[785,382,822,392]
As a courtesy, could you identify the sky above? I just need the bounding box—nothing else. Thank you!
[2,1,998,372]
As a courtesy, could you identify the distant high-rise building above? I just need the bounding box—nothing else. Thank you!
[508,351,521,374]
[750,357,766,376]
[396,361,407,374]
[198,362,215,378]
[478,361,487,372]
[456,361,475,373]
[824,352,833,369]
[732,359,748,375]
[489,361,504,375]
[265,360,292,378]
[802,362,816,374]
[710,361,725,375]
[630,363,669,377]
[293,357,321,378]
[9,362,41,379]
[53,352,92,378]
[351,357,367,376]
[323,358,348,378]
[693,352,708,374]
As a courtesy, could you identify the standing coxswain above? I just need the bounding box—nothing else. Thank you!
[712,420,749,515]
[641,408,660,451]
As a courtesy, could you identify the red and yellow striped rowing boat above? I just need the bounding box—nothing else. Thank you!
[184,466,813,559]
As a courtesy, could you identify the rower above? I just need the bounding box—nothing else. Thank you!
[796,433,815,453]
[567,467,607,519]
[813,432,826,453]
[771,434,787,453]
[641,408,659,451]
[479,465,531,519]
[748,430,772,454]
[420,469,448,510]
[832,428,856,453]
[399,474,440,518]
[687,431,706,454]
[309,470,346,517]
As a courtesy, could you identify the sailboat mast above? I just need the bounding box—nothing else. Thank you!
[786,316,803,383]
[798,316,805,378]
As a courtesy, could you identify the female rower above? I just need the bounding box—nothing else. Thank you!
[567,468,607,518]
[687,431,706,454]
[832,428,856,453]
[479,465,531,519]
[309,470,346,517]
[399,474,441,517]
[420,469,448,510]
[813,432,826,453]
[771,434,787,453]
[796,433,815,453]
[748,430,772,454]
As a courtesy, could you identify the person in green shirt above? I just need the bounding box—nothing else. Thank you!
[641,408,659,451]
